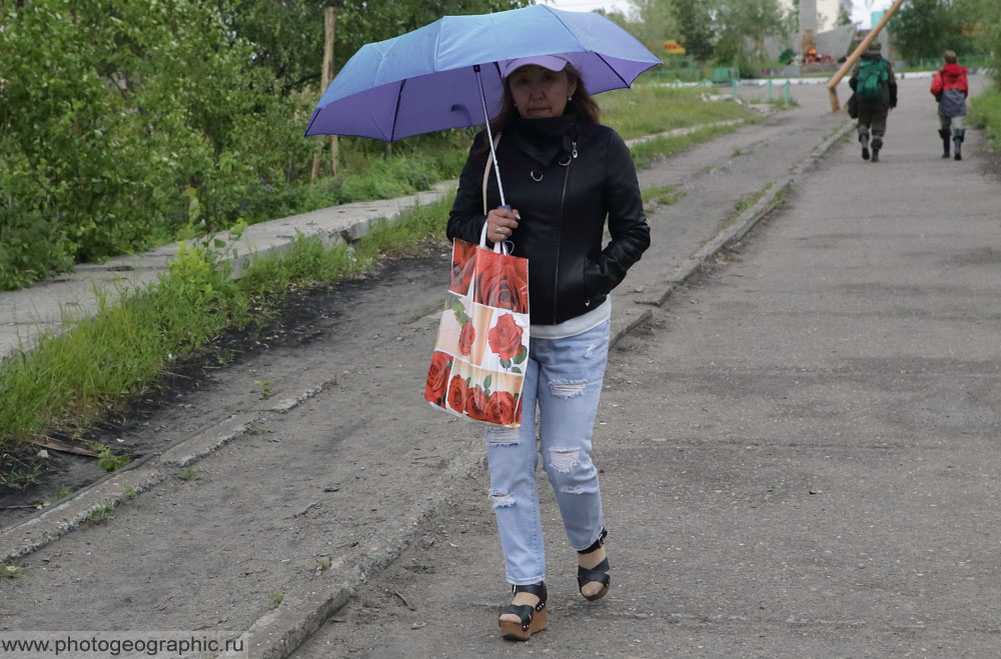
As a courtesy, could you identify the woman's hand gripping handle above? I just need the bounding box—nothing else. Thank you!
[486,205,520,243]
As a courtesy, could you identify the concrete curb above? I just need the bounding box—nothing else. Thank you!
[0,386,332,562]
[220,447,487,659]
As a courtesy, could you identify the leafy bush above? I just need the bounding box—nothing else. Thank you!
[969,88,1001,149]
[0,1,315,290]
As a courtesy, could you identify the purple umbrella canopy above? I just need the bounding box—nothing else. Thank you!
[304,4,661,142]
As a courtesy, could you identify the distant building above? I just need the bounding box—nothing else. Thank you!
[758,0,855,64]
[778,0,852,33]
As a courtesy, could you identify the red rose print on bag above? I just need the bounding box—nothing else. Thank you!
[488,313,527,371]
[425,237,528,427]
[447,375,468,412]
[424,351,451,408]
[458,321,476,356]
[449,239,477,295]
[466,385,490,422]
[475,250,528,313]
[485,390,519,425]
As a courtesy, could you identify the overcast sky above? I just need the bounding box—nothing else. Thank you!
[539,0,897,29]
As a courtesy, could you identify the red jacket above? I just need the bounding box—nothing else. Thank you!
[930,63,968,98]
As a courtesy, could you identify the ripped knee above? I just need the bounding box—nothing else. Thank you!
[488,489,515,508]
[486,426,520,446]
[548,379,586,399]
[548,448,580,473]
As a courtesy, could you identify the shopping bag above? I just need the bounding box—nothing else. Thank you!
[424,223,529,428]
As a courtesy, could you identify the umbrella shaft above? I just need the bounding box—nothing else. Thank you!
[475,65,506,207]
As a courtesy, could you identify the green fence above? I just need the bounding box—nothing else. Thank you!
[915,54,991,70]
[642,57,706,83]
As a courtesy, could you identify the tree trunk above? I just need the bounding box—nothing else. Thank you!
[312,7,339,183]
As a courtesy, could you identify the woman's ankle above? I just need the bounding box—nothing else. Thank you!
[578,544,606,570]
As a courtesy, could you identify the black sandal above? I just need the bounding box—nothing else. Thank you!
[577,528,610,601]
[498,581,547,641]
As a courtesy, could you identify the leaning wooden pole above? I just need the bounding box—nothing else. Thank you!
[311,7,339,183]
[323,8,339,175]
[825,0,906,112]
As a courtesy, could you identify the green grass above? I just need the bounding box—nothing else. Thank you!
[764,96,800,109]
[642,184,686,212]
[969,87,1001,150]
[0,97,758,457]
[86,501,115,524]
[723,182,775,231]
[1,562,24,579]
[0,194,458,453]
[629,121,758,169]
[601,85,759,140]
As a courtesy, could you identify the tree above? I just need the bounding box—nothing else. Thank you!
[223,0,532,93]
[713,0,787,67]
[672,0,715,63]
[888,0,975,63]
[0,0,310,272]
[594,7,631,29]
[969,0,1001,73]
[627,0,678,51]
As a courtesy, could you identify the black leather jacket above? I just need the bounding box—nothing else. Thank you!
[447,114,650,326]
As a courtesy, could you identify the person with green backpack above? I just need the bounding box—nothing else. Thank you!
[849,41,898,162]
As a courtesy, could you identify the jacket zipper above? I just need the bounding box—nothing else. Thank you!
[552,162,572,324]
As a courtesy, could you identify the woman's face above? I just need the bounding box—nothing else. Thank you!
[508,65,577,119]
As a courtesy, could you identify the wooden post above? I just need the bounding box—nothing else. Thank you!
[311,7,339,183]
[825,0,906,112]
[323,8,339,175]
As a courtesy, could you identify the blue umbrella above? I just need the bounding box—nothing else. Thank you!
[304,4,659,203]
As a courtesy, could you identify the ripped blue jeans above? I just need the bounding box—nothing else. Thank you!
[484,320,609,585]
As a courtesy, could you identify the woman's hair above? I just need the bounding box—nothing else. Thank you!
[944,50,957,64]
[485,63,600,140]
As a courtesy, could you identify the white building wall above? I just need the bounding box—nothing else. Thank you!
[779,0,850,31]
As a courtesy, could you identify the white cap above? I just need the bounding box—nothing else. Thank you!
[499,54,570,78]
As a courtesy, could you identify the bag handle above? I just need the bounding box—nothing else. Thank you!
[479,133,509,256]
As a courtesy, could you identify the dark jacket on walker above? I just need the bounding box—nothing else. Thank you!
[447,114,650,326]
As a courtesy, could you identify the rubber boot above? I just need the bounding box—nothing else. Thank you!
[871,137,882,163]
[858,127,870,161]
[938,128,951,158]
[953,128,964,161]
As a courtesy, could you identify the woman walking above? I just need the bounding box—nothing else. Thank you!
[446,54,650,641]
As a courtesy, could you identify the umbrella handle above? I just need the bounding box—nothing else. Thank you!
[480,137,509,256]
[474,65,506,207]
[478,208,512,256]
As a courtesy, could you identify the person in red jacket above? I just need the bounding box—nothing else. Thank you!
[930,50,969,160]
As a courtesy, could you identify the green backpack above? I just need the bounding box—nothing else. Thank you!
[857,59,888,100]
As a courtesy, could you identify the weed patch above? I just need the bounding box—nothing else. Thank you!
[630,122,754,169]
[642,185,686,212]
